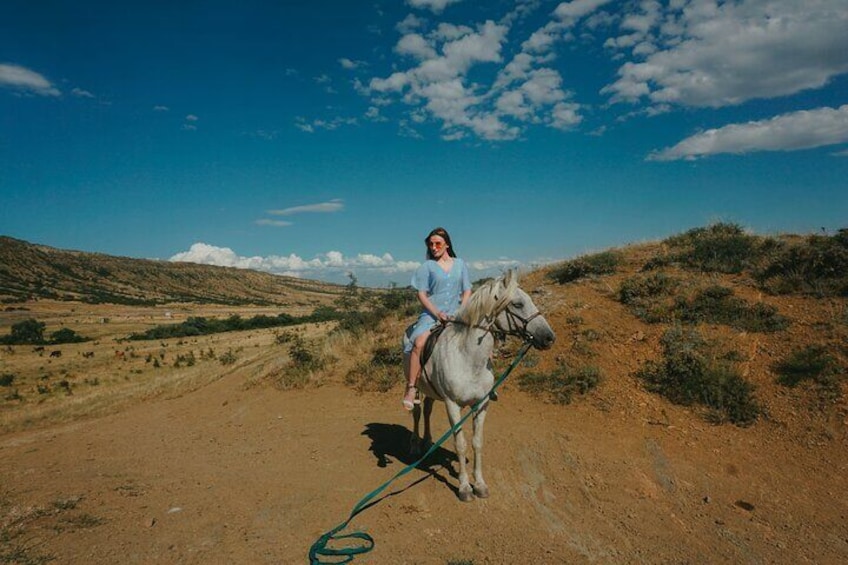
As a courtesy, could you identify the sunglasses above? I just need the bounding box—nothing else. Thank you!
[428,241,445,248]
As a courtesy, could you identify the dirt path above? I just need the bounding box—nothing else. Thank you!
[2,356,847,565]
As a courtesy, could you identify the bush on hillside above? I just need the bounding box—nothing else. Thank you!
[618,272,681,323]
[636,326,760,426]
[618,277,788,332]
[679,285,788,332]
[344,345,405,393]
[774,345,844,402]
[756,229,848,297]
[517,363,601,404]
[664,223,762,274]
[548,251,622,284]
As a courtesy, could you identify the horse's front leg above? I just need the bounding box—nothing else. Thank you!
[409,402,422,458]
[422,397,434,447]
[445,400,473,502]
[471,403,489,498]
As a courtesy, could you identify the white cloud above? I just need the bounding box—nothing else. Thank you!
[365,106,388,122]
[339,58,366,70]
[169,242,531,287]
[295,116,358,132]
[153,105,169,112]
[361,0,614,142]
[550,101,582,130]
[0,63,61,96]
[367,20,521,140]
[255,219,292,227]
[407,0,462,14]
[71,87,95,98]
[395,33,437,60]
[250,129,278,141]
[169,243,422,284]
[649,105,848,161]
[185,114,199,121]
[341,0,848,146]
[267,199,345,216]
[553,0,616,23]
[397,13,427,34]
[603,0,848,108]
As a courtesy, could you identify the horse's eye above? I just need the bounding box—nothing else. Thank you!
[511,301,523,308]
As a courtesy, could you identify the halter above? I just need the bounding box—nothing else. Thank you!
[451,305,541,344]
[498,306,542,343]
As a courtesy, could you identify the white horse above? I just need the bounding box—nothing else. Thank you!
[408,270,555,502]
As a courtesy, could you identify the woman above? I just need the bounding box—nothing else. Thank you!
[402,227,472,410]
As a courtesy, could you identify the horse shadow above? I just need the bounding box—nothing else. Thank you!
[361,422,460,497]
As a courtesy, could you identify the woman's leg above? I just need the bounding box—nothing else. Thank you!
[402,331,430,410]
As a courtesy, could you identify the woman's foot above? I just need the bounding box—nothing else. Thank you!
[402,384,418,411]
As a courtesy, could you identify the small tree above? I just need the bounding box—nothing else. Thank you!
[50,327,88,344]
[9,318,46,345]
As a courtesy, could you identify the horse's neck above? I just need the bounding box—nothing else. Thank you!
[449,325,495,367]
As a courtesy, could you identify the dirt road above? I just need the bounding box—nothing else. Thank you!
[3,355,847,564]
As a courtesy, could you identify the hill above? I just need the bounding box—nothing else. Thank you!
[0,235,343,306]
[1,223,847,563]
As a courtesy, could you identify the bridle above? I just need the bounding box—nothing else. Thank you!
[497,306,542,343]
[448,306,540,344]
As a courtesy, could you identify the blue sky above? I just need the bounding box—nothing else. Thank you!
[2,0,847,287]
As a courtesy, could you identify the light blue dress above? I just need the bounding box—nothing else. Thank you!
[402,258,472,354]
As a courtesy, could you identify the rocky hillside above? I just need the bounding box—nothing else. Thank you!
[0,236,343,306]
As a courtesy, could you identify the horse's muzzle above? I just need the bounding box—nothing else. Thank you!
[531,327,556,350]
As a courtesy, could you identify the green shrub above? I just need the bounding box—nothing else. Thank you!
[370,346,403,366]
[50,327,89,344]
[636,326,760,426]
[219,349,238,366]
[548,251,621,284]
[345,361,399,393]
[128,310,329,341]
[518,364,600,404]
[618,273,680,323]
[174,351,196,368]
[666,223,761,274]
[288,335,325,373]
[774,345,844,401]
[1,318,46,345]
[378,284,419,317]
[680,285,788,332]
[0,373,15,387]
[756,229,848,296]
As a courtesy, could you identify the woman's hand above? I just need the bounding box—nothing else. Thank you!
[436,311,451,324]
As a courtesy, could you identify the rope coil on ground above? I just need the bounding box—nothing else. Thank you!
[308,342,532,564]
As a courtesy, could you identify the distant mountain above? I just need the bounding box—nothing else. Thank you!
[0,236,342,306]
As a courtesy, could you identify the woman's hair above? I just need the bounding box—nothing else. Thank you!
[425,226,457,260]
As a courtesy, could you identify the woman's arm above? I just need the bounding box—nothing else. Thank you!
[417,289,450,323]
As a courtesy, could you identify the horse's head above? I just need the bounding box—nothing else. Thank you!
[492,273,556,350]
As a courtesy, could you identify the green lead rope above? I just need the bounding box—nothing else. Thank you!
[308,342,533,564]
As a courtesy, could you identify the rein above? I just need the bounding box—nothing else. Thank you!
[307,341,534,564]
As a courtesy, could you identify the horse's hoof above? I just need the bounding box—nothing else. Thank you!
[473,484,490,499]
[458,488,475,503]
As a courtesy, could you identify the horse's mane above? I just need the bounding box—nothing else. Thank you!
[455,270,518,328]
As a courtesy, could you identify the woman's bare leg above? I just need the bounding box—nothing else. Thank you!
[402,331,429,410]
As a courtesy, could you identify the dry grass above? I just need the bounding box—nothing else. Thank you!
[0,301,341,433]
